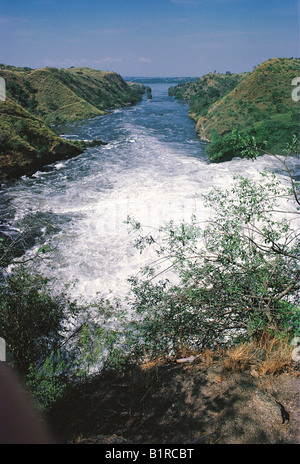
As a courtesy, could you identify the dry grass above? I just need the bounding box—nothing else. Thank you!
[125,333,297,390]
[199,348,216,367]
[222,333,296,376]
[256,333,295,376]
[223,343,255,371]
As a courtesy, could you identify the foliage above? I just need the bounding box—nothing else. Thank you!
[206,127,265,162]
[71,301,129,377]
[169,72,247,120]
[124,169,299,359]
[0,66,149,180]
[206,119,300,162]
[3,65,147,126]
[188,74,247,120]
[205,58,299,154]
[175,57,300,159]
[26,350,69,409]
[0,266,79,375]
[0,98,82,181]
[0,257,129,407]
[205,129,243,162]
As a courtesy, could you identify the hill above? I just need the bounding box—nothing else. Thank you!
[0,65,148,179]
[1,65,147,125]
[0,97,82,180]
[169,58,300,162]
[127,76,198,84]
[169,71,248,122]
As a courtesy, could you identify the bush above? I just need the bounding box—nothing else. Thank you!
[0,263,127,407]
[125,169,299,359]
[26,350,70,409]
[206,124,300,162]
[0,267,79,375]
[205,131,238,162]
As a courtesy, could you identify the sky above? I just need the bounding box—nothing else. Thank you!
[0,0,299,77]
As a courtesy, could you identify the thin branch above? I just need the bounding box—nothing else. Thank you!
[257,147,300,206]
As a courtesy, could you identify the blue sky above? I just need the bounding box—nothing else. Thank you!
[0,0,299,76]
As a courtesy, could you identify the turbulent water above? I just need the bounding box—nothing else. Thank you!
[1,83,299,302]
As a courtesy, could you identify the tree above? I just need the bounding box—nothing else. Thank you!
[125,160,299,358]
[0,267,80,375]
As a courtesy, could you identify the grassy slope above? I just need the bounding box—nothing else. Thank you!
[0,97,82,180]
[1,65,146,125]
[169,58,300,159]
[0,65,147,179]
[169,72,248,122]
[195,58,300,154]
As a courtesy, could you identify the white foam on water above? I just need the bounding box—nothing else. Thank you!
[32,149,295,302]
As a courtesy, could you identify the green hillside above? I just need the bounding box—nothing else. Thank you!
[170,58,300,162]
[0,65,148,179]
[1,65,147,125]
[0,97,82,180]
[202,58,300,161]
[169,71,248,121]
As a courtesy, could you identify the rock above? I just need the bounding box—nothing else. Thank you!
[176,356,196,363]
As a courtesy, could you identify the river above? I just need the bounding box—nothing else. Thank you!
[0,83,299,302]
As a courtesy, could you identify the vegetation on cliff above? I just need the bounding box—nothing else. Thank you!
[1,65,147,124]
[169,58,300,162]
[0,98,82,180]
[169,71,248,122]
[0,65,148,179]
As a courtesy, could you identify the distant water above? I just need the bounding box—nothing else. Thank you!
[1,83,299,302]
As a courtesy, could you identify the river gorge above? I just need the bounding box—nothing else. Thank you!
[0,83,299,303]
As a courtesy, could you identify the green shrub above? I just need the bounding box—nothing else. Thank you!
[0,267,79,375]
[206,123,299,162]
[125,168,299,358]
[26,350,70,409]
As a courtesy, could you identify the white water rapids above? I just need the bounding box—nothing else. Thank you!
[1,83,299,303]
